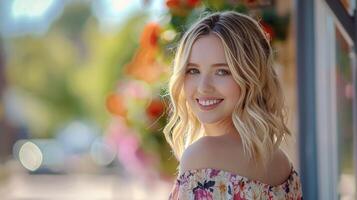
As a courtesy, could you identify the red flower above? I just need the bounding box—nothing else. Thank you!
[245,0,258,6]
[260,21,275,41]
[166,0,190,16]
[124,22,165,83]
[140,22,161,49]
[166,0,180,9]
[146,99,164,119]
[186,0,200,7]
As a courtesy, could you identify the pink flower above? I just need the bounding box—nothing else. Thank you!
[194,188,213,200]
[209,169,220,178]
[233,192,245,200]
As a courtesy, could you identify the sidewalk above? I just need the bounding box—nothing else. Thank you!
[0,169,172,200]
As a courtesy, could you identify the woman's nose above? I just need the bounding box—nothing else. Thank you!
[197,75,214,93]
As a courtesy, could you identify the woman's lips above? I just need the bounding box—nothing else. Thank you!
[196,99,224,111]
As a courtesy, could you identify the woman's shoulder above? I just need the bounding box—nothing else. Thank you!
[178,136,216,175]
[178,135,245,173]
[264,148,293,186]
[178,136,294,186]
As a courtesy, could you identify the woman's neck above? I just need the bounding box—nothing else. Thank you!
[202,119,240,139]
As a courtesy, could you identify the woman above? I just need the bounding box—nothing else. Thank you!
[164,11,303,199]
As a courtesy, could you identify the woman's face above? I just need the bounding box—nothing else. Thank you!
[184,33,241,124]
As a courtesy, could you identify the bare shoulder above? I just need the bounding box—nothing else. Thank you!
[178,136,293,186]
[178,136,220,175]
[265,148,293,185]
[271,148,292,172]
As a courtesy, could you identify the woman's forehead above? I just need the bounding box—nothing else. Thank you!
[188,34,227,63]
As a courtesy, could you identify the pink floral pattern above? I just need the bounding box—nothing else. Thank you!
[168,166,303,200]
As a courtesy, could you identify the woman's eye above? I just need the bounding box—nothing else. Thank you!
[217,69,231,76]
[186,68,199,74]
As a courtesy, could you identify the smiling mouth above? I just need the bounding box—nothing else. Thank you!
[196,99,224,107]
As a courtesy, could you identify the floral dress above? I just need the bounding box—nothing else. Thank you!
[168,165,303,200]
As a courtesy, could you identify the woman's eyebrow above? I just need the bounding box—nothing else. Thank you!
[186,62,199,67]
[212,63,229,67]
[187,62,229,67]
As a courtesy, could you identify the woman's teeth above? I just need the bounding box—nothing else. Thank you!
[197,99,223,106]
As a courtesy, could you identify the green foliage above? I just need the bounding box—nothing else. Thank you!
[6,3,149,137]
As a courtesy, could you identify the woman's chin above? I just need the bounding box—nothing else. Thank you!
[197,117,222,124]
[196,114,232,125]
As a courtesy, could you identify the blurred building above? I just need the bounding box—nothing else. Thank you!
[297,0,356,199]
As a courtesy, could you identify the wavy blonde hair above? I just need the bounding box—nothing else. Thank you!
[163,11,291,167]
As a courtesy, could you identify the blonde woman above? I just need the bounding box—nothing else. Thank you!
[164,11,303,199]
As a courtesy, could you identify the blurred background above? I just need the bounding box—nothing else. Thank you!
[0,0,355,199]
